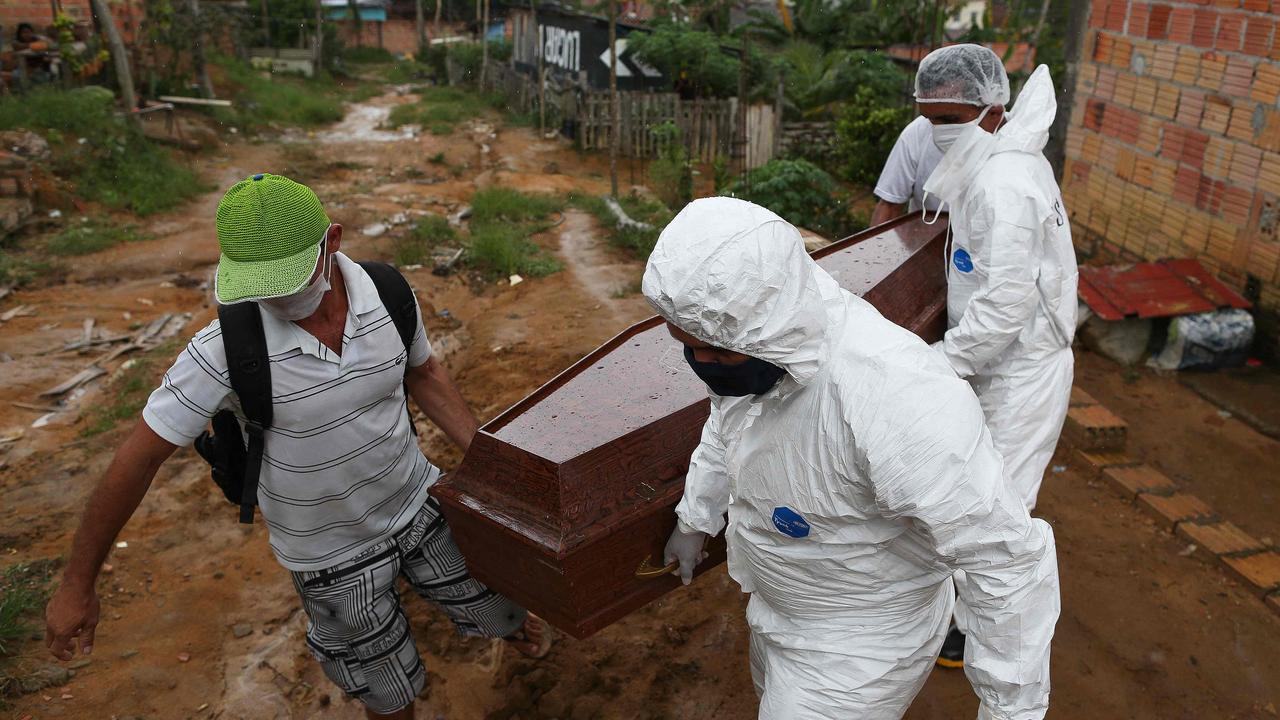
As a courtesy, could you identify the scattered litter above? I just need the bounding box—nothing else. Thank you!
[102,563,113,574]
[231,623,253,638]
[197,703,209,712]
[177,652,191,662]
[1178,544,1198,557]
[0,304,36,322]
[116,541,128,549]
[49,209,63,218]
[1148,309,1255,371]
[122,312,132,321]
[60,692,73,699]
[1217,410,1233,419]
[31,413,60,429]
[0,429,23,443]
[39,366,106,397]
[136,298,155,306]
[362,223,388,237]
[389,212,410,225]
[12,401,59,412]
[1051,465,1066,474]
[492,345,504,353]
[402,264,423,271]
[438,309,453,319]
[433,248,465,276]
[604,196,653,232]
[159,281,175,288]
[509,274,524,287]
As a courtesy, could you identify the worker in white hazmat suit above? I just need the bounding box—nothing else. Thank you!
[646,196,1059,720]
[915,44,1078,668]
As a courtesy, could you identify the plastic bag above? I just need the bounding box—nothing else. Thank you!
[1147,309,1254,371]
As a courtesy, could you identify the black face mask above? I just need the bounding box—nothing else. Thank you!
[683,345,788,397]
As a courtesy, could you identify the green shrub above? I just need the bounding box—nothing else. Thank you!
[48,218,151,256]
[0,251,50,288]
[628,24,738,98]
[647,122,693,211]
[725,159,856,238]
[393,214,456,266]
[0,88,204,215]
[833,86,914,186]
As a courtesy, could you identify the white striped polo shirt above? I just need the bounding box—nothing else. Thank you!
[142,252,439,571]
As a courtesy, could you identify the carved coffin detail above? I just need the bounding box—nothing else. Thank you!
[432,214,949,638]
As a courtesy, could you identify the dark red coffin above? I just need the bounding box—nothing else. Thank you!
[432,214,949,638]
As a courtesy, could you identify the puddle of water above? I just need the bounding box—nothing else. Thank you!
[294,102,420,144]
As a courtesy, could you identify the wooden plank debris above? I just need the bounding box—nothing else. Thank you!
[39,366,107,397]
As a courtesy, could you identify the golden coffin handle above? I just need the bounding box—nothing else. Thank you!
[635,554,679,579]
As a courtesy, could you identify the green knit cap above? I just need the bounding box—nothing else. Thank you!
[214,173,331,304]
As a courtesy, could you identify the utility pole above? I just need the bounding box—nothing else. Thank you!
[608,0,619,198]
[416,0,425,56]
[185,0,214,97]
[89,0,136,112]
[480,0,490,86]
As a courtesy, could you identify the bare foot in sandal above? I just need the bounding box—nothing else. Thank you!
[504,613,553,659]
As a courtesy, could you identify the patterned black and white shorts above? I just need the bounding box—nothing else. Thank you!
[290,497,527,714]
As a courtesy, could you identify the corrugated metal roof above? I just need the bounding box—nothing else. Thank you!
[1079,259,1252,321]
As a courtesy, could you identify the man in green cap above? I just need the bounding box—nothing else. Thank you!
[44,174,549,719]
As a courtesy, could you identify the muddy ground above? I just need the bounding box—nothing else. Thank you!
[1,90,1278,720]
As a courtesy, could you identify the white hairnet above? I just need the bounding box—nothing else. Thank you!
[914,44,1010,107]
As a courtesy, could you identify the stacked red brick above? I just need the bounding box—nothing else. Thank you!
[1062,1,1280,313]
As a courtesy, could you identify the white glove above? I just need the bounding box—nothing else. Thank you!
[663,522,709,585]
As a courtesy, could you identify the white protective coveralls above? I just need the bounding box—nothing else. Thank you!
[924,63,1079,511]
[643,197,1060,720]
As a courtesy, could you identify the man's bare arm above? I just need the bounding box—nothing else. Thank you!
[45,419,177,659]
[405,355,480,453]
[871,200,907,226]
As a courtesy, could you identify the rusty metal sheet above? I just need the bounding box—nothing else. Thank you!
[1079,259,1252,321]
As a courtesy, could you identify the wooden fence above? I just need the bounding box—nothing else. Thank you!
[471,62,780,167]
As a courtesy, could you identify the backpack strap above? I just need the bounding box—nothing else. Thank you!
[358,261,417,354]
[217,302,273,524]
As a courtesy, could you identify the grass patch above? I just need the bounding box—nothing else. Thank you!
[469,224,561,278]
[393,215,456,266]
[386,86,496,135]
[342,46,398,64]
[47,218,151,256]
[385,60,432,84]
[0,251,52,288]
[464,188,564,278]
[568,192,671,260]
[0,559,59,662]
[428,152,446,165]
[212,58,346,130]
[0,87,205,216]
[81,340,180,438]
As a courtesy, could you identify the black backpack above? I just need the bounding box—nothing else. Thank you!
[194,261,419,524]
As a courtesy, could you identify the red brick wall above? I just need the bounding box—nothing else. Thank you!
[338,19,420,57]
[1,0,141,46]
[1062,2,1280,311]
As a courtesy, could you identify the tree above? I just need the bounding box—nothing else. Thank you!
[90,0,136,111]
[627,23,738,98]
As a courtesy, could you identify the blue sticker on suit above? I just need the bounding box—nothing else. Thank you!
[953,248,974,273]
[772,507,810,538]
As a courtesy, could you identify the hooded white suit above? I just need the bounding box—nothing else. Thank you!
[925,65,1079,510]
[643,197,1059,719]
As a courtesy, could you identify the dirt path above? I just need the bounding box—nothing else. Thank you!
[2,94,1279,720]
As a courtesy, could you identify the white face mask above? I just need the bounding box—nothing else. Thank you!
[931,104,992,154]
[921,106,1002,225]
[259,237,332,321]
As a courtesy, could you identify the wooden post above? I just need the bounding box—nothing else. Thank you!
[434,0,442,40]
[416,0,425,55]
[260,0,271,45]
[534,1,545,134]
[736,11,749,181]
[185,0,215,97]
[480,0,490,86]
[608,0,619,198]
[314,0,324,71]
[90,0,136,112]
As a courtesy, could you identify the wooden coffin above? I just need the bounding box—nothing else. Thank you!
[432,214,949,638]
